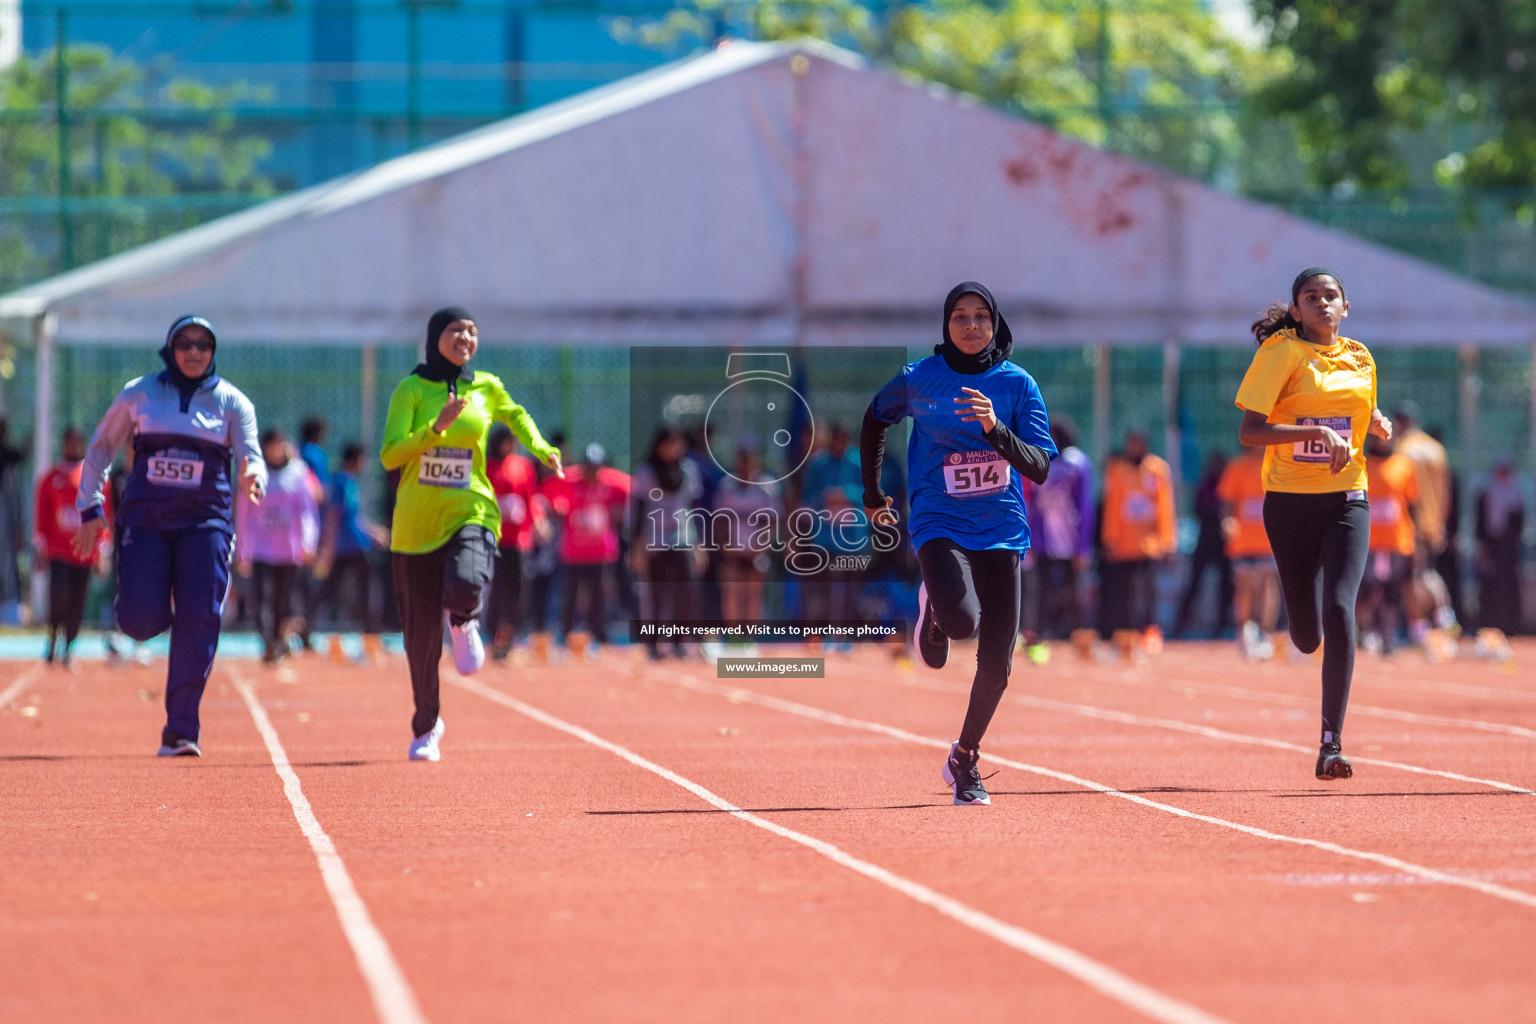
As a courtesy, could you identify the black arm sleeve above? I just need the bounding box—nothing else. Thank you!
[860,404,895,509]
[982,420,1052,486]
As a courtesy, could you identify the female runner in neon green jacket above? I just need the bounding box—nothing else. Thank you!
[382,306,561,761]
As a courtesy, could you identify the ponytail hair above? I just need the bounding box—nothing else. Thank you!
[1250,303,1300,345]
[1253,266,1346,346]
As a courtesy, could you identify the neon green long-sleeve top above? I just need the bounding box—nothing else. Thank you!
[381,371,557,554]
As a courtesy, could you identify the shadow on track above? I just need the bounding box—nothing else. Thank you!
[1274,790,1528,799]
[587,804,934,815]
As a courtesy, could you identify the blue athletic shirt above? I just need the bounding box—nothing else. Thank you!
[871,355,1056,553]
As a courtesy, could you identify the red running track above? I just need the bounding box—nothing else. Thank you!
[1,640,1534,1023]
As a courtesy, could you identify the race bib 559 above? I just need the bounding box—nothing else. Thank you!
[146,454,204,489]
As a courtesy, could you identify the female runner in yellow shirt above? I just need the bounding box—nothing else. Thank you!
[1235,268,1392,780]
[382,307,562,761]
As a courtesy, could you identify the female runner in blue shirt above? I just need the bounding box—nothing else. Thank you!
[861,283,1056,805]
[73,315,266,757]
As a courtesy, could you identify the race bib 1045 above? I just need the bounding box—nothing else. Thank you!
[1294,417,1352,464]
[942,451,1010,497]
[146,453,205,489]
[419,447,473,489]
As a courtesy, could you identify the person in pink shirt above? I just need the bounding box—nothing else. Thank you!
[541,443,628,647]
[236,429,322,662]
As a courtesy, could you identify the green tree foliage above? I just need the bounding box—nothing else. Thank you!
[1251,0,1536,197]
[614,0,1286,183]
[0,44,275,286]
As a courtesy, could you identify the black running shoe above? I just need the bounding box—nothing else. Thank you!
[916,582,948,670]
[158,732,202,758]
[1315,742,1352,780]
[941,742,992,806]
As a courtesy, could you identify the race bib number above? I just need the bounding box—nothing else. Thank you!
[942,451,1010,497]
[1122,492,1156,524]
[263,506,292,530]
[419,447,473,489]
[498,493,527,525]
[1370,500,1400,526]
[1294,417,1352,464]
[56,507,82,531]
[146,453,204,489]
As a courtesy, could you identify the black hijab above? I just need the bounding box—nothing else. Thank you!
[160,315,219,409]
[414,306,476,394]
[647,428,686,493]
[936,282,1013,374]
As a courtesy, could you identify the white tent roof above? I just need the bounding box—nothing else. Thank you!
[4,39,1534,347]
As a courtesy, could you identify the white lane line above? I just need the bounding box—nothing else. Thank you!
[886,674,1534,795]
[656,672,1536,912]
[232,674,429,1024]
[1077,664,1536,742]
[0,665,43,711]
[448,674,1232,1024]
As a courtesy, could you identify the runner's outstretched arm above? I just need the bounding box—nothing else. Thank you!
[980,420,1051,486]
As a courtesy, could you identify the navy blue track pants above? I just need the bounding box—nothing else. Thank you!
[116,525,232,743]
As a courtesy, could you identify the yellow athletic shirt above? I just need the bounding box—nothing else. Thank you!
[1234,328,1377,494]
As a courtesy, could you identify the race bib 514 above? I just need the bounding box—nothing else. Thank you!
[420,447,473,489]
[1294,417,1352,464]
[943,451,1010,498]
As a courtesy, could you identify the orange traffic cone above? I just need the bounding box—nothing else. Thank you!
[326,634,350,666]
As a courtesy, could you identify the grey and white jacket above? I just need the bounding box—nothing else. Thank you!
[78,370,266,534]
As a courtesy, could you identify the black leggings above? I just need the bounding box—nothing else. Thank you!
[917,538,1021,752]
[1098,558,1157,636]
[485,545,525,644]
[1263,491,1370,742]
[250,562,300,656]
[47,560,91,650]
[561,563,609,641]
[392,525,496,737]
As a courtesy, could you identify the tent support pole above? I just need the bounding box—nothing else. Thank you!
[31,314,55,625]
[33,314,54,482]
[1530,339,1536,508]
[1092,344,1110,469]
[360,343,377,504]
[1162,340,1181,500]
[789,53,810,347]
[1458,345,1479,539]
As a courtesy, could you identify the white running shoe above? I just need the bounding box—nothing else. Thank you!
[1238,620,1262,660]
[409,717,445,761]
[449,619,486,675]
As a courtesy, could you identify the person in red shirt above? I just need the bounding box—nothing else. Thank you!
[484,425,548,659]
[541,443,629,648]
[33,427,110,667]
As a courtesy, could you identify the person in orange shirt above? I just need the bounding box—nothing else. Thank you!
[1098,430,1176,639]
[1235,267,1392,781]
[1359,434,1418,655]
[33,427,110,667]
[1216,449,1277,660]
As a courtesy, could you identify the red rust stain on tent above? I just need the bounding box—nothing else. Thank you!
[1003,135,1154,239]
